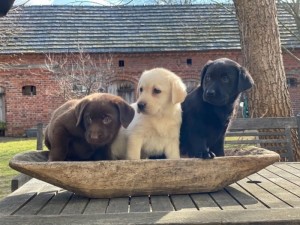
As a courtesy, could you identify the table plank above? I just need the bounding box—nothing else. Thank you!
[83,198,109,214]
[225,183,266,209]
[0,179,47,216]
[273,163,300,178]
[288,163,300,170]
[190,193,220,211]
[14,183,59,215]
[170,194,197,211]
[60,194,89,215]
[274,163,300,172]
[38,190,73,215]
[248,173,300,207]
[266,165,300,186]
[1,208,300,225]
[237,177,290,209]
[150,195,174,212]
[209,189,244,210]
[106,197,129,213]
[129,196,151,212]
[258,168,300,196]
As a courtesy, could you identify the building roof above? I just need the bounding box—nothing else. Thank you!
[0,4,298,54]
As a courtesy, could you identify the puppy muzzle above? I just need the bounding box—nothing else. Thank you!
[137,102,147,114]
[203,92,228,106]
[203,95,228,106]
[86,132,109,146]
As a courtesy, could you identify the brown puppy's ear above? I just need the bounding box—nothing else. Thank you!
[172,78,187,104]
[200,60,213,86]
[74,99,89,127]
[237,67,255,93]
[115,100,135,128]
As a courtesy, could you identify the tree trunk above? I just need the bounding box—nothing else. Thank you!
[233,0,300,161]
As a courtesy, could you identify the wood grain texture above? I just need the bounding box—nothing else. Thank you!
[1,208,300,225]
[9,147,280,198]
[150,196,174,212]
[0,179,48,216]
[1,163,300,224]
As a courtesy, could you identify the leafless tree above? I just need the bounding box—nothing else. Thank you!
[234,0,300,161]
[45,46,116,100]
[279,0,300,31]
[277,0,300,63]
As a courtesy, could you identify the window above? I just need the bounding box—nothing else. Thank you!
[108,80,135,103]
[0,87,5,125]
[119,60,125,67]
[22,85,36,96]
[184,79,199,93]
[72,84,87,93]
[287,78,297,88]
[187,58,192,65]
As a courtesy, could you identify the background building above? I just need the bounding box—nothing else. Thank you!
[0,4,299,136]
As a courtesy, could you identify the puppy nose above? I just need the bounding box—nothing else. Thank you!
[89,132,102,140]
[137,102,146,111]
[206,89,216,97]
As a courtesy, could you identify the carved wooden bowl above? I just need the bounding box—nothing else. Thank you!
[9,147,279,198]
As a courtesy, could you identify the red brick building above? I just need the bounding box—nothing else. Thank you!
[0,4,300,136]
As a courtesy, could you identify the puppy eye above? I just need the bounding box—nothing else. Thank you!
[139,87,143,93]
[85,115,92,124]
[153,88,161,94]
[222,75,229,83]
[205,75,211,82]
[103,116,112,125]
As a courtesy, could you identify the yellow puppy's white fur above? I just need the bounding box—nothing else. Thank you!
[110,68,187,159]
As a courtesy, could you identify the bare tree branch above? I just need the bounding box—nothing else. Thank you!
[44,45,116,100]
[276,0,300,63]
[282,45,300,63]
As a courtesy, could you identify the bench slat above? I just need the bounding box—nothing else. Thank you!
[225,139,288,145]
[226,132,286,137]
[224,116,297,162]
[230,117,298,129]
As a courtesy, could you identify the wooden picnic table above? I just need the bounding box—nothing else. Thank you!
[0,162,300,224]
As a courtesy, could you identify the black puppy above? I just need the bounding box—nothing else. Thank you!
[180,58,254,159]
[0,0,15,17]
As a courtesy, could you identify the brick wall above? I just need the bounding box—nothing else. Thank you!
[283,50,300,115]
[0,49,299,136]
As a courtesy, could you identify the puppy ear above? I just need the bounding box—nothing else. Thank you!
[238,67,255,92]
[74,99,89,127]
[172,79,187,104]
[200,60,213,85]
[115,101,135,128]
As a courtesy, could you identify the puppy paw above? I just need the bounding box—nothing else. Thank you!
[201,150,215,159]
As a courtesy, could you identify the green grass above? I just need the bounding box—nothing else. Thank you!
[0,138,37,199]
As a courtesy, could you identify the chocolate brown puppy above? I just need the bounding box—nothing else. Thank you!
[45,93,135,161]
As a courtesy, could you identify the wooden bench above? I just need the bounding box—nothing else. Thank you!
[11,173,32,192]
[226,116,300,162]
[10,123,44,191]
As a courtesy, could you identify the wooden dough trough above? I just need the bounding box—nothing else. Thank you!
[9,147,279,198]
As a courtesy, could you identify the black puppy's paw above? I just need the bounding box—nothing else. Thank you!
[192,149,215,159]
[202,150,215,159]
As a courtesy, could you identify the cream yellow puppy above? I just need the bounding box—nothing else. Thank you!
[110,68,187,159]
